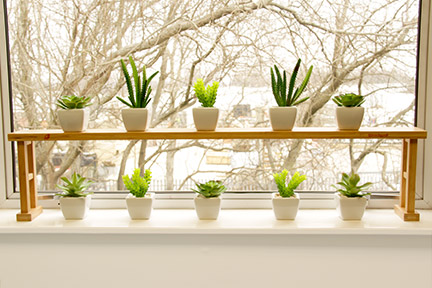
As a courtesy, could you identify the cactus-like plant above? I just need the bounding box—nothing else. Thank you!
[57,95,91,110]
[332,93,365,107]
[193,180,226,198]
[333,172,372,198]
[273,170,307,198]
[56,172,93,197]
[117,56,159,108]
[122,168,152,198]
[270,59,313,107]
[193,78,219,107]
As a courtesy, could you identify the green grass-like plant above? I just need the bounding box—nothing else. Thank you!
[332,93,365,107]
[57,95,91,110]
[270,59,313,107]
[56,172,93,197]
[333,172,372,198]
[117,56,159,108]
[193,78,219,107]
[122,168,152,198]
[193,180,226,198]
[273,170,306,198]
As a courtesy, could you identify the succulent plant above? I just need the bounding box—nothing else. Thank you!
[57,95,91,110]
[333,172,372,197]
[117,56,159,108]
[332,93,365,107]
[270,58,313,107]
[193,78,219,108]
[273,170,306,198]
[193,180,226,198]
[122,168,152,198]
[56,172,93,197]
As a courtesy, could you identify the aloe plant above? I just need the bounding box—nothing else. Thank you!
[122,168,152,198]
[273,170,306,198]
[270,59,313,107]
[193,78,219,107]
[56,172,93,197]
[333,172,372,198]
[117,56,159,108]
[332,93,365,107]
[57,95,91,110]
[193,180,226,198]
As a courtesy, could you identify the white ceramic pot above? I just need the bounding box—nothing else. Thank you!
[334,192,368,220]
[194,194,221,220]
[59,195,91,220]
[336,107,364,130]
[122,108,149,131]
[269,107,297,131]
[272,192,300,220]
[192,107,219,131]
[57,109,89,132]
[126,193,154,220]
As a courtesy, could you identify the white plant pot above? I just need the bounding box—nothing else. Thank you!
[194,194,221,220]
[272,192,300,220]
[334,192,368,220]
[126,193,154,220]
[57,109,89,132]
[269,107,297,131]
[336,107,364,130]
[122,108,149,131]
[193,107,219,131]
[59,195,91,220]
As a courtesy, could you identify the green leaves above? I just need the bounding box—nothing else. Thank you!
[270,59,313,107]
[332,93,365,107]
[273,170,307,198]
[193,78,219,107]
[122,168,152,198]
[57,95,91,110]
[192,180,226,198]
[56,172,93,197]
[333,172,372,197]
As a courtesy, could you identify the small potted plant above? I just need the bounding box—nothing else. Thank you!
[56,172,93,220]
[57,95,91,132]
[122,168,154,220]
[332,93,366,130]
[117,56,159,131]
[192,78,219,131]
[193,180,226,220]
[272,170,306,220]
[333,172,372,220]
[269,59,313,130]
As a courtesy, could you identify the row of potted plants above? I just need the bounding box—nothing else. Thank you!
[56,169,372,221]
[56,56,367,132]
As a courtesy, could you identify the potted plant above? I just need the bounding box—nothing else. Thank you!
[56,172,93,220]
[269,59,313,130]
[272,170,306,220]
[122,168,154,220]
[193,180,226,220]
[333,172,372,220]
[332,93,366,130]
[117,56,159,131]
[192,78,219,131]
[57,95,91,132]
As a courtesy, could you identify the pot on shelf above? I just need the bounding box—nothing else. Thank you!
[57,109,89,132]
[59,195,91,220]
[126,193,155,220]
[122,108,149,131]
[194,194,221,220]
[334,192,368,220]
[193,107,219,131]
[269,107,297,131]
[272,192,300,220]
[336,107,364,130]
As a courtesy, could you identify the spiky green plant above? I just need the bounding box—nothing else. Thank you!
[57,95,91,110]
[117,56,159,108]
[332,93,365,107]
[273,170,306,198]
[122,168,152,198]
[333,172,372,198]
[270,59,313,107]
[56,172,93,197]
[193,78,219,107]
[193,180,226,198]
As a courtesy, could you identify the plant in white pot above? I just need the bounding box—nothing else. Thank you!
[332,93,366,130]
[193,180,226,220]
[192,78,219,131]
[269,59,313,130]
[272,170,306,220]
[56,172,93,220]
[117,56,159,131]
[333,172,372,220]
[122,168,154,220]
[57,95,91,132]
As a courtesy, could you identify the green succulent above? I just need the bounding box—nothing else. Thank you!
[117,56,159,108]
[193,180,226,198]
[193,78,219,108]
[333,172,372,198]
[273,170,306,198]
[57,95,91,110]
[122,168,152,198]
[56,172,93,197]
[332,93,365,107]
[270,58,313,107]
